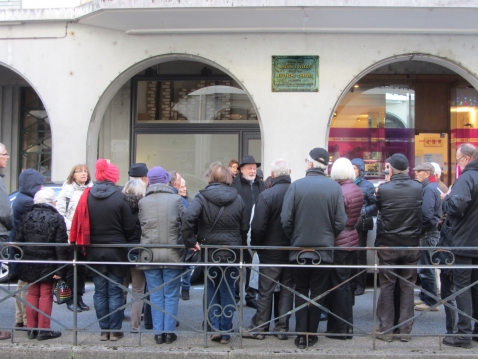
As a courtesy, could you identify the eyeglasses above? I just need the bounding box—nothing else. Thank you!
[0,153,9,157]
[456,155,468,163]
[75,169,88,173]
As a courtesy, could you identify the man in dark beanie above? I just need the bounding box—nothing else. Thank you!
[374,153,422,342]
[231,155,265,309]
[129,163,149,183]
[281,147,346,349]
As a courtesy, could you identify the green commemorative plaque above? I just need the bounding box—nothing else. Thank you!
[272,56,319,92]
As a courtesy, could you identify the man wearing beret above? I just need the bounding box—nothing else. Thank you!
[281,147,346,349]
[413,162,442,313]
[375,153,422,342]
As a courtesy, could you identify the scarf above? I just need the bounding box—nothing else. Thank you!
[69,187,91,255]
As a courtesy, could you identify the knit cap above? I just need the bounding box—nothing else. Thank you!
[147,166,170,185]
[95,159,120,184]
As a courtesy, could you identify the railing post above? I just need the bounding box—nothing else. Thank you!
[239,248,244,349]
[203,248,208,347]
[73,247,78,346]
[372,248,378,350]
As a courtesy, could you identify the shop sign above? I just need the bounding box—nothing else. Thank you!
[272,56,319,92]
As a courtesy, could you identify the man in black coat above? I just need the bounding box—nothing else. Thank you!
[281,148,346,349]
[231,155,265,308]
[242,158,293,340]
[375,153,422,342]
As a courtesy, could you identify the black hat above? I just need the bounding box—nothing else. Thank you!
[129,163,149,177]
[239,155,261,169]
[309,148,329,165]
[386,153,409,171]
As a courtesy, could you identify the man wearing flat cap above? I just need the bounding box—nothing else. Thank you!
[413,162,442,313]
[231,155,265,308]
[281,147,346,349]
[375,153,422,342]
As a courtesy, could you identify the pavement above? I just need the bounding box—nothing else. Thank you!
[0,282,476,358]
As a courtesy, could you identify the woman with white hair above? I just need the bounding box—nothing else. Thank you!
[15,188,70,341]
[326,158,364,340]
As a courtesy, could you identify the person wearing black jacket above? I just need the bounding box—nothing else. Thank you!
[242,158,293,340]
[231,155,265,308]
[375,153,422,342]
[441,143,478,348]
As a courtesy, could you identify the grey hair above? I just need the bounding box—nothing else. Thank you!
[122,177,146,197]
[0,143,4,151]
[270,158,290,177]
[168,171,178,186]
[458,143,477,159]
[307,155,327,170]
[430,162,441,178]
[390,165,408,175]
[330,158,355,181]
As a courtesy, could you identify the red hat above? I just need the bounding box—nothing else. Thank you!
[95,159,120,184]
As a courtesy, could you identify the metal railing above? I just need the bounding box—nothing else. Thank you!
[0,242,477,350]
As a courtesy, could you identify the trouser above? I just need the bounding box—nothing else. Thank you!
[181,265,192,292]
[355,228,369,290]
[377,248,420,335]
[293,260,331,335]
[235,249,257,302]
[92,272,125,330]
[66,247,87,305]
[453,255,478,337]
[26,282,53,329]
[127,266,146,331]
[250,264,293,332]
[440,269,458,334]
[15,279,28,325]
[418,230,440,306]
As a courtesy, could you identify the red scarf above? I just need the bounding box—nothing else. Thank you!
[70,187,91,255]
[429,176,437,183]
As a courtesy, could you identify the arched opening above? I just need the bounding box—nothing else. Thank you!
[91,55,262,194]
[328,54,478,186]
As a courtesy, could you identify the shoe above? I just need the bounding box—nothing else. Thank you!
[220,337,230,344]
[415,303,439,312]
[308,335,319,347]
[274,329,288,340]
[319,312,328,321]
[246,300,257,309]
[0,331,11,340]
[28,330,38,339]
[154,334,165,344]
[294,335,307,349]
[242,327,265,340]
[77,299,90,311]
[354,287,365,296]
[325,333,346,340]
[181,290,190,301]
[100,332,109,341]
[144,324,153,330]
[442,336,472,348]
[109,332,124,341]
[414,299,424,306]
[210,333,221,342]
[37,330,62,341]
[376,334,393,342]
[15,322,24,331]
[165,333,177,344]
[400,335,411,342]
[66,303,82,312]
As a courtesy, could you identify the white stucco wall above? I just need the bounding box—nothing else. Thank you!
[1,22,478,181]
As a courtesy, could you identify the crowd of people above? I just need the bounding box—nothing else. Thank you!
[1,140,478,349]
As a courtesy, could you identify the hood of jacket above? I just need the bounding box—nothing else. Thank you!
[199,183,238,206]
[18,169,45,197]
[90,180,118,199]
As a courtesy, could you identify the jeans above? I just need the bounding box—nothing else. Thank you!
[181,266,193,292]
[206,266,239,339]
[92,272,125,330]
[440,269,458,334]
[377,248,420,335]
[418,230,439,306]
[453,255,478,337]
[144,268,181,335]
[26,282,53,329]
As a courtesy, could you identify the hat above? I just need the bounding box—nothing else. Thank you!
[34,188,56,205]
[386,153,409,171]
[239,155,261,169]
[129,163,149,177]
[309,148,329,165]
[147,166,170,185]
[413,162,434,174]
[95,159,120,183]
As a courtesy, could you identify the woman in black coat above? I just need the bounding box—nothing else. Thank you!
[15,188,69,341]
[181,165,249,344]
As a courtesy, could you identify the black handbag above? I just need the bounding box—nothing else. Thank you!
[52,279,72,305]
[356,213,374,231]
[185,206,224,262]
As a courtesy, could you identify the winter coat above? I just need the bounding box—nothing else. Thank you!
[181,182,249,263]
[350,158,377,216]
[85,181,136,278]
[125,193,143,261]
[442,158,478,257]
[250,175,291,264]
[419,177,442,233]
[231,173,265,220]
[137,183,185,270]
[15,204,69,283]
[334,179,363,248]
[375,173,422,247]
[0,174,12,237]
[281,168,347,264]
[56,180,93,232]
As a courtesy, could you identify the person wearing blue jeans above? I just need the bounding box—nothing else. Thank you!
[144,268,182,340]
[206,266,239,342]
[418,232,440,307]
[180,264,193,300]
[92,272,125,334]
